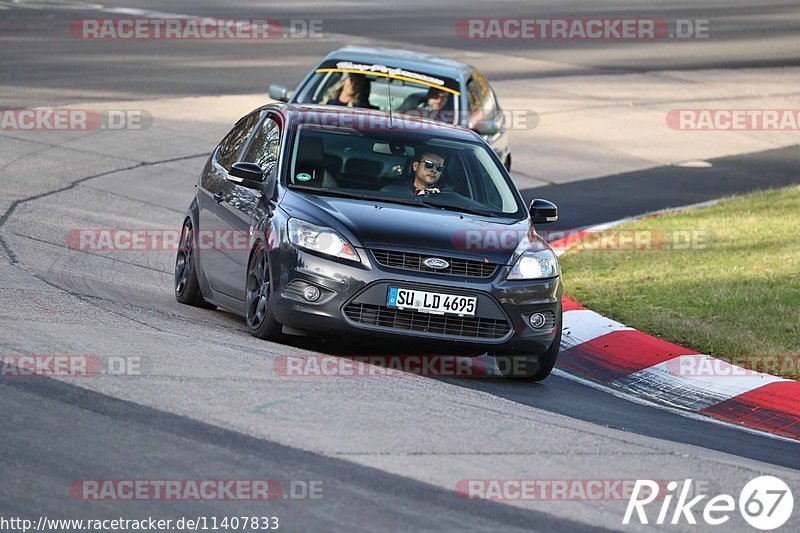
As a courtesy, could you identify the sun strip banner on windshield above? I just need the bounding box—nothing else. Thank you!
[315,61,461,95]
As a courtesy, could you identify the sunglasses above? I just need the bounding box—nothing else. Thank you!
[419,159,445,172]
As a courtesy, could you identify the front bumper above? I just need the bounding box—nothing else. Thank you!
[268,243,562,355]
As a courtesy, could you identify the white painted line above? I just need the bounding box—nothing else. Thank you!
[675,160,713,168]
[613,357,788,411]
[561,309,633,349]
[8,1,217,20]
[100,7,193,18]
[553,368,799,444]
[12,0,104,10]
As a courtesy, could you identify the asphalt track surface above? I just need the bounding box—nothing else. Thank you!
[522,145,800,231]
[3,0,800,106]
[2,1,800,531]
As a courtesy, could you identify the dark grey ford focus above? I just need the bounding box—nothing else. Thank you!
[175,103,562,380]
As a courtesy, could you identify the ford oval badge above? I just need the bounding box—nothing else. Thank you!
[423,257,450,270]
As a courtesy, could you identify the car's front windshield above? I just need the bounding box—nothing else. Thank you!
[285,124,524,218]
[293,60,461,126]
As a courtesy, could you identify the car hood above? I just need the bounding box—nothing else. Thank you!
[280,191,543,265]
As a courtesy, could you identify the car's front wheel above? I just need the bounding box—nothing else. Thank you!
[245,241,283,341]
[175,217,215,309]
[494,306,562,381]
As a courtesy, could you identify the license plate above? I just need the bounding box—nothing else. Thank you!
[387,287,477,317]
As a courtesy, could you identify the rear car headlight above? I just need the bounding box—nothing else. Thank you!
[287,218,361,263]
[508,248,559,280]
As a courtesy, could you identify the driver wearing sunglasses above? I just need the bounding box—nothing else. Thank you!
[412,152,445,196]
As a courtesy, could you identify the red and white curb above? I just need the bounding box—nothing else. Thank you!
[551,216,800,441]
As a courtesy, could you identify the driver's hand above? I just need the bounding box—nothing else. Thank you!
[422,187,441,195]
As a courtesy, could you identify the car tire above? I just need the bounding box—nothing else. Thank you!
[245,241,283,341]
[494,304,562,381]
[174,217,215,309]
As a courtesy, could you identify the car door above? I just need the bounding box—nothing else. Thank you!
[198,110,263,298]
[223,113,284,298]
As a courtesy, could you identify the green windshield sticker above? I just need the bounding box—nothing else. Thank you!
[296,173,312,182]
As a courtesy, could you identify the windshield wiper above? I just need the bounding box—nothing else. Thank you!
[371,197,439,210]
[420,198,498,217]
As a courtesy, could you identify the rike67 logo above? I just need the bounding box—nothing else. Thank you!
[623,476,793,530]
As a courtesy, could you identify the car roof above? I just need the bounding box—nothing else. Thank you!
[271,103,480,141]
[321,46,473,81]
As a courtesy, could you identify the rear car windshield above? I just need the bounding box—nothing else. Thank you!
[293,61,461,125]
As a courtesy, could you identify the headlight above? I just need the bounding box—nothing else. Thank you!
[508,248,559,280]
[287,218,361,263]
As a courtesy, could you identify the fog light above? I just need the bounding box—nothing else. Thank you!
[303,285,321,302]
[528,312,546,329]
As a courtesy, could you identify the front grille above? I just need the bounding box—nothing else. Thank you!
[371,249,497,278]
[343,303,512,340]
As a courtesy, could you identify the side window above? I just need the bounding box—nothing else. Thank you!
[243,116,281,178]
[216,112,262,170]
[467,72,491,129]
[469,71,499,120]
[483,87,498,117]
[466,79,482,115]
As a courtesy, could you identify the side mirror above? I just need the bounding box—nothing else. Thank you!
[268,84,290,102]
[228,162,264,191]
[472,119,499,136]
[529,198,558,224]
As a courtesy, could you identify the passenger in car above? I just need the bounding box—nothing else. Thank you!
[402,87,454,123]
[323,73,378,109]
[418,87,449,112]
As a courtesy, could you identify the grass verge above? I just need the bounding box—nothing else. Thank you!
[559,185,800,380]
